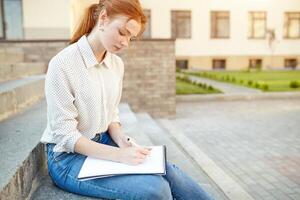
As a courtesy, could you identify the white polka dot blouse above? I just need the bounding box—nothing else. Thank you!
[40,35,124,153]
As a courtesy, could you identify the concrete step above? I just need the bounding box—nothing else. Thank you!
[0,62,47,83]
[0,75,45,121]
[0,100,47,200]
[136,113,229,200]
[0,47,24,63]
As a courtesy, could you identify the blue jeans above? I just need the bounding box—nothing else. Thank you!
[46,131,214,200]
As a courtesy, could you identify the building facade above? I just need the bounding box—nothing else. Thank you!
[1,0,300,70]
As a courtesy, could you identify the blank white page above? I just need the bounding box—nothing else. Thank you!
[78,146,166,181]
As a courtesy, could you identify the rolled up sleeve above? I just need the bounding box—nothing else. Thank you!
[45,56,82,153]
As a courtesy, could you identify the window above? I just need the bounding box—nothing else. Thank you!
[176,60,188,69]
[211,11,230,38]
[284,12,300,39]
[249,59,263,69]
[213,59,226,69]
[142,9,151,39]
[285,59,298,69]
[171,10,191,38]
[248,12,267,39]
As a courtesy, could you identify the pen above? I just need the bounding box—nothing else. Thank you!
[126,137,140,147]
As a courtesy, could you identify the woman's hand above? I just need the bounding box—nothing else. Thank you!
[118,146,152,165]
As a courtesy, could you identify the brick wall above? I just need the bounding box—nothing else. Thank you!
[0,39,176,118]
[121,40,176,118]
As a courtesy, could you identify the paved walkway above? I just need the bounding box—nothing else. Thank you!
[161,99,300,200]
[182,74,262,94]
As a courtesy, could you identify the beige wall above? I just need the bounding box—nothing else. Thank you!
[23,0,72,39]
[140,0,300,65]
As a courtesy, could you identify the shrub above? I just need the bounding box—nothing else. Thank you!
[248,80,253,86]
[262,84,269,91]
[240,80,244,84]
[290,81,300,88]
[197,83,203,87]
[255,82,260,88]
[231,77,236,82]
[202,83,207,89]
[208,85,213,90]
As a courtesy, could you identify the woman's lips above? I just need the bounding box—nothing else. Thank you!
[114,45,121,51]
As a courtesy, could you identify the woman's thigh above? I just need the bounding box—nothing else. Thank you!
[46,134,172,200]
[48,151,172,199]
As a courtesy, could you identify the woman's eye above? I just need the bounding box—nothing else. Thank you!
[119,30,126,36]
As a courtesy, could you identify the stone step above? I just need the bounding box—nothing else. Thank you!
[0,100,47,200]
[0,75,45,121]
[0,47,24,63]
[136,113,229,200]
[0,62,47,83]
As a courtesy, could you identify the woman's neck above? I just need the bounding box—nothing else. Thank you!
[86,29,107,63]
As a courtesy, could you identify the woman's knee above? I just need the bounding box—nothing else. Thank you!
[136,176,172,200]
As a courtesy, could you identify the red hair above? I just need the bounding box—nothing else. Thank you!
[70,0,147,44]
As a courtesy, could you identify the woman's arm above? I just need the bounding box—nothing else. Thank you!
[74,136,121,161]
[74,136,151,165]
[108,122,130,148]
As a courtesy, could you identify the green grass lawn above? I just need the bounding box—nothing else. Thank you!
[176,78,221,95]
[187,70,300,92]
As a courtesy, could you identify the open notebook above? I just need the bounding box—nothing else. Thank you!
[78,146,166,181]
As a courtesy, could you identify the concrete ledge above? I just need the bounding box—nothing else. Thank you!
[0,47,25,63]
[0,144,46,200]
[0,76,45,121]
[176,92,300,103]
[0,63,47,83]
[0,100,47,200]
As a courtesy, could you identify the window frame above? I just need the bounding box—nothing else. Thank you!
[210,11,230,39]
[248,11,267,39]
[284,12,300,39]
[171,10,192,39]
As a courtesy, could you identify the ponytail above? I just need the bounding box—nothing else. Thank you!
[70,4,100,44]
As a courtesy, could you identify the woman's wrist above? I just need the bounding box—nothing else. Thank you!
[116,134,130,148]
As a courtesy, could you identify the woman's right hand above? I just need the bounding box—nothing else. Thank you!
[118,146,151,165]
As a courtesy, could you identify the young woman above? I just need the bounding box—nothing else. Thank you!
[41,0,214,199]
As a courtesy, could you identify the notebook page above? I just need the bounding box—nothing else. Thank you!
[78,146,165,180]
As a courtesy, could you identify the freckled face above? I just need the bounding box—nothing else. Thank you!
[101,15,141,53]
